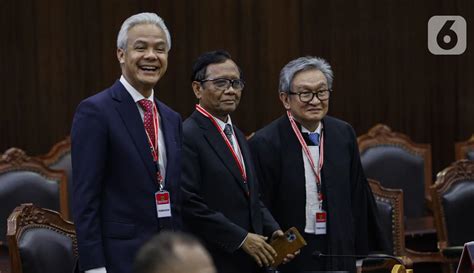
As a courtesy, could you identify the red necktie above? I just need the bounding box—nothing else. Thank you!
[138,99,156,148]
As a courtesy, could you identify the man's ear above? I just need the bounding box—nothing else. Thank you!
[192,81,202,100]
[117,48,125,64]
[279,92,291,110]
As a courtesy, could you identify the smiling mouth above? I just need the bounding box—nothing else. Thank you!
[139,65,159,72]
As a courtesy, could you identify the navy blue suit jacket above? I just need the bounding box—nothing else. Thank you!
[71,80,182,273]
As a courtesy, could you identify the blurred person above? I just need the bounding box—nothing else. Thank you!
[134,231,216,273]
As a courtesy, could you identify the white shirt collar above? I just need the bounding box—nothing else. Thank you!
[301,122,322,134]
[120,75,155,103]
[213,114,233,131]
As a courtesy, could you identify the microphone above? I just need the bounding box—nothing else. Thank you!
[312,250,405,266]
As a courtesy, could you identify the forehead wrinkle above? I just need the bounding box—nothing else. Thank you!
[206,66,240,79]
[132,37,166,45]
[294,80,327,90]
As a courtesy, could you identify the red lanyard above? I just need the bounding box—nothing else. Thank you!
[143,102,163,186]
[286,111,324,204]
[195,105,248,184]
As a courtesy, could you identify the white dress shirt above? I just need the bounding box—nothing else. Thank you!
[302,123,323,234]
[213,114,245,168]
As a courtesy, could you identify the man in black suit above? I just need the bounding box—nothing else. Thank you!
[249,57,387,273]
[180,50,286,273]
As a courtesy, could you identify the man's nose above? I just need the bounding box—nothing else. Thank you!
[144,48,158,59]
[224,85,237,94]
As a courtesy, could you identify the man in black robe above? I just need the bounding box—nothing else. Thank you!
[249,56,388,273]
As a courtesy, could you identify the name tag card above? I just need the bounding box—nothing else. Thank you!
[155,191,171,218]
[315,210,327,235]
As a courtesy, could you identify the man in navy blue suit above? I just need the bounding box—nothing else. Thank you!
[71,12,182,273]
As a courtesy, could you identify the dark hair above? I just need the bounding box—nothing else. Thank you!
[134,231,202,273]
[191,50,243,82]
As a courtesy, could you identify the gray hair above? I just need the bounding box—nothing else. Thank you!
[117,12,171,51]
[279,56,333,93]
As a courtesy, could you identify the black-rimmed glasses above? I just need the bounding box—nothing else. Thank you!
[199,78,245,91]
[288,89,331,103]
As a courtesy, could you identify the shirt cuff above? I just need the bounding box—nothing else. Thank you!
[238,233,249,249]
[85,267,107,273]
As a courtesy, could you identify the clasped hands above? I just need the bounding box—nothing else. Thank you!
[241,230,299,267]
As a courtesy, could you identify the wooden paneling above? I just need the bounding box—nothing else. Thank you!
[1,0,473,178]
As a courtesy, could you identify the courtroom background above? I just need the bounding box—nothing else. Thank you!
[1,0,473,177]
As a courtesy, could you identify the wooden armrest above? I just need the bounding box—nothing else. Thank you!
[405,248,445,264]
[441,246,464,259]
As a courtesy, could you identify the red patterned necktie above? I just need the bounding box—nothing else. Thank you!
[138,99,156,149]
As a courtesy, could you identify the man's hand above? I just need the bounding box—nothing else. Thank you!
[241,233,277,267]
[270,230,300,264]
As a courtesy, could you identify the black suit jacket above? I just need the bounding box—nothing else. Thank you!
[181,111,280,273]
[249,115,388,272]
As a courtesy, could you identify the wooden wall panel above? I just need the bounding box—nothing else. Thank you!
[0,0,472,178]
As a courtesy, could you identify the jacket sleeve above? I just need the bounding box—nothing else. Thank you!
[249,135,280,211]
[180,136,248,253]
[170,114,183,231]
[71,99,107,270]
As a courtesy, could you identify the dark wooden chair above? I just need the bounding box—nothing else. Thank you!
[431,160,474,272]
[7,203,78,273]
[36,136,72,220]
[455,135,474,161]
[361,179,443,272]
[0,148,68,247]
[358,124,435,239]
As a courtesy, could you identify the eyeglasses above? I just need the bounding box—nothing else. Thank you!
[199,78,245,91]
[288,89,331,103]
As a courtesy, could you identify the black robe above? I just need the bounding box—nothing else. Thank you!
[249,115,388,273]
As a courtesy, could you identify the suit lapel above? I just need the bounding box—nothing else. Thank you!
[280,116,306,189]
[192,111,249,195]
[320,117,334,193]
[235,128,253,195]
[111,81,156,182]
[155,99,177,183]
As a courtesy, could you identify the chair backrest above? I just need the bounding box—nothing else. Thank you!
[368,179,405,256]
[7,203,77,273]
[455,135,474,161]
[0,148,68,245]
[358,124,432,219]
[431,160,474,248]
[36,136,72,219]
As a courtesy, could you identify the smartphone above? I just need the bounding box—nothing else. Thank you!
[270,227,307,267]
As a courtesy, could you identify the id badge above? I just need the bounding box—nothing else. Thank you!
[155,191,172,218]
[314,210,327,235]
